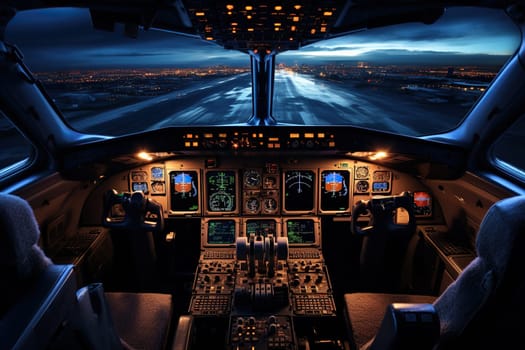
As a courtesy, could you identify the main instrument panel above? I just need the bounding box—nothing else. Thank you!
[121,156,435,349]
[127,157,432,219]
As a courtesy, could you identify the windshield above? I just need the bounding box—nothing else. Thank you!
[6,6,520,137]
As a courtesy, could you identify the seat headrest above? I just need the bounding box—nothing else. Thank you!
[476,195,525,279]
[0,193,51,281]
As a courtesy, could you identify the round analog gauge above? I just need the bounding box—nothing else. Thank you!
[243,170,261,187]
[355,166,369,179]
[355,180,369,193]
[245,197,260,212]
[263,175,277,189]
[263,198,278,212]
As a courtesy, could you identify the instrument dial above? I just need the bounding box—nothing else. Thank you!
[355,180,369,193]
[263,198,278,213]
[243,169,261,188]
[245,197,260,212]
[355,166,369,179]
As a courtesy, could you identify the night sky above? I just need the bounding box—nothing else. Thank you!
[5,6,520,71]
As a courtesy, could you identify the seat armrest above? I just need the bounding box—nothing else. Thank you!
[369,303,439,350]
[172,315,194,350]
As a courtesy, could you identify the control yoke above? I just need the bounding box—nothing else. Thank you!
[103,189,164,232]
[351,191,415,236]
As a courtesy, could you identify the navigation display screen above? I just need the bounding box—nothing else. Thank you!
[320,170,350,211]
[245,219,277,237]
[284,170,315,212]
[286,219,315,244]
[169,171,199,212]
[206,170,237,212]
[207,219,236,244]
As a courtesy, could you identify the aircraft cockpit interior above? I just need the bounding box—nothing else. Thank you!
[90,151,443,349]
[1,0,525,349]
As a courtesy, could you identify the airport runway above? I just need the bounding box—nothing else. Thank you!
[74,71,466,136]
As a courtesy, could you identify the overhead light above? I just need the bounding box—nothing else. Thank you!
[294,5,302,10]
[137,151,153,161]
[226,4,234,10]
[323,11,333,16]
[275,5,282,11]
[369,151,388,160]
[195,12,205,16]
[245,5,253,11]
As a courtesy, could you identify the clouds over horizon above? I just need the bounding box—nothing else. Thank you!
[5,6,521,71]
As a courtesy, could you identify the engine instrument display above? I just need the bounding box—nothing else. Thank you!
[413,191,433,217]
[150,166,164,180]
[373,170,391,182]
[169,171,199,212]
[245,219,277,237]
[206,170,237,213]
[131,170,147,182]
[132,182,148,193]
[372,181,389,193]
[207,219,236,244]
[283,170,315,212]
[320,170,350,212]
[285,219,315,244]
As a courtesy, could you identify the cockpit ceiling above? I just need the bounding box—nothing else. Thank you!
[183,0,347,52]
[6,0,515,53]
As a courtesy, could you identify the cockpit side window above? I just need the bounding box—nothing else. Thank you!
[0,111,34,177]
[492,114,525,180]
